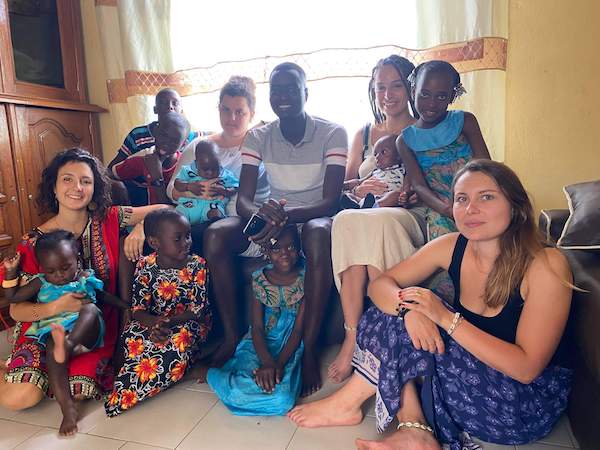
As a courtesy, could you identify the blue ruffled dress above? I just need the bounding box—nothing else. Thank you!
[24,270,104,346]
[207,262,305,416]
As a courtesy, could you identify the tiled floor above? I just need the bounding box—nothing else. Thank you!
[0,329,580,450]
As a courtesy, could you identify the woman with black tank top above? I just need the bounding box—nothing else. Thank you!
[290,160,573,450]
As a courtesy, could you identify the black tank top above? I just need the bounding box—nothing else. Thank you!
[448,234,523,344]
[448,234,571,367]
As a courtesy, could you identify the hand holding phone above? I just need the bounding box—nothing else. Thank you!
[243,214,267,236]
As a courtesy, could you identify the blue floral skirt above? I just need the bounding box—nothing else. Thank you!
[352,306,572,449]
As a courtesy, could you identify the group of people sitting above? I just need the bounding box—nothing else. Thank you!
[0,57,573,450]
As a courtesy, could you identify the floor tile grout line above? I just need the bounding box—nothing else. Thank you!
[173,394,219,449]
[8,424,42,450]
[285,424,300,450]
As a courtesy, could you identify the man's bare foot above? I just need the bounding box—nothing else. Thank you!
[208,339,236,368]
[300,351,322,397]
[288,395,363,428]
[355,427,441,450]
[50,324,68,364]
[327,335,356,383]
[59,405,79,436]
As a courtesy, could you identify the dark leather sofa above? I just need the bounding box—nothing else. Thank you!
[540,209,600,450]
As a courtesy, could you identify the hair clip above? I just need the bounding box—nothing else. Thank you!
[453,82,467,99]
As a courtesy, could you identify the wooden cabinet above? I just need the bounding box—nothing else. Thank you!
[0,0,105,326]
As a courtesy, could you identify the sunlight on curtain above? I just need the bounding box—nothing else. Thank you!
[170,0,419,135]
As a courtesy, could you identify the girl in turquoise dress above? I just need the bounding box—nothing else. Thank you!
[208,225,305,416]
[397,60,491,240]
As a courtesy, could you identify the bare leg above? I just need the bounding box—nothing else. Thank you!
[288,373,374,427]
[300,218,333,397]
[203,217,250,367]
[328,265,366,383]
[47,304,100,436]
[355,380,440,450]
[0,375,44,411]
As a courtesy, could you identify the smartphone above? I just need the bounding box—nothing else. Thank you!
[243,213,267,236]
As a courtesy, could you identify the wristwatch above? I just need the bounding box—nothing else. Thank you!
[150,178,165,187]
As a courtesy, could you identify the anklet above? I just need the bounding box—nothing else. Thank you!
[397,421,434,434]
[343,323,357,332]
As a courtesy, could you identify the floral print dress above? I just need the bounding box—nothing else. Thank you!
[104,253,211,416]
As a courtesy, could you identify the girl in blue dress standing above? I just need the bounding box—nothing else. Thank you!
[208,225,305,415]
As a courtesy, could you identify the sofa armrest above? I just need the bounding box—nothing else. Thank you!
[539,209,570,243]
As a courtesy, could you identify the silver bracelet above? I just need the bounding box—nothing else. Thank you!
[447,312,462,336]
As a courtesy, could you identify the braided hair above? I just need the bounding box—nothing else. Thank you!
[368,55,416,123]
[408,60,466,103]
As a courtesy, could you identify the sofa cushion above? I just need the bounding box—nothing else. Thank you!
[557,180,600,250]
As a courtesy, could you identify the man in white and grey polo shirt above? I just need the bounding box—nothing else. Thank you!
[203,62,347,398]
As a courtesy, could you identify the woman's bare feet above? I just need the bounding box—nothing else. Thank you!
[59,404,79,436]
[288,394,364,428]
[355,427,441,450]
[327,335,356,383]
[50,324,68,364]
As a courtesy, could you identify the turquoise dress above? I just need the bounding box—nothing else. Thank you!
[24,270,104,346]
[207,262,305,416]
[402,110,473,240]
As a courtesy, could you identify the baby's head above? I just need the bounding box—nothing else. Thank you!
[154,88,183,120]
[264,225,301,274]
[409,60,465,126]
[144,209,192,264]
[34,230,80,286]
[373,135,401,170]
[154,112,190,157]
[194,140,221,179]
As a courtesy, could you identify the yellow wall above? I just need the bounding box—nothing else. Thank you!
[80,1,120,163]
[505,0,600,211]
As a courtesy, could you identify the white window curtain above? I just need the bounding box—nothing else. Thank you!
[93,0,506,160]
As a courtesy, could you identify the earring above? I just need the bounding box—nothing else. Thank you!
[88,201,97,212]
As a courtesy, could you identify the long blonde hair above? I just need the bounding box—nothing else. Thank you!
[452,160,545,308]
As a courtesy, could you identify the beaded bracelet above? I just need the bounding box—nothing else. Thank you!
[1,278,18,288]
[447,312,463,336]
[397,421,434,434]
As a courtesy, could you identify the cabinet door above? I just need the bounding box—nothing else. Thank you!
[0,0,86,103]
[0,105,21,254]
[9,105,96,231]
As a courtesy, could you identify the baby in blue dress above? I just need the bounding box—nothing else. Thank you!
[207,225,305,415]
[173,140,239,224]
[1,230,121,348]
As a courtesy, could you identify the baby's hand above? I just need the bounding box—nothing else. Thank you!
[187,182,205,197]
[208,180,227,197]
[2,253,21,273]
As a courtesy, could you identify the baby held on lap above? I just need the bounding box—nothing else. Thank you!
[341,134,406,209]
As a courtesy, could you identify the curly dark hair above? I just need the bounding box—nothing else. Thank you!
[36,148,112,218]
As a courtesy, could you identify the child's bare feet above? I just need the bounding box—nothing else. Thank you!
[50,324,67,364]
[355,427,441,450]
[196,364,209,384]
[327,336,356,383]
[300,351,322,397]
[59,404,79,437]
[288,394,363,428]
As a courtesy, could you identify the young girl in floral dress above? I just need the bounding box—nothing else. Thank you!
[105,210,211,416]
